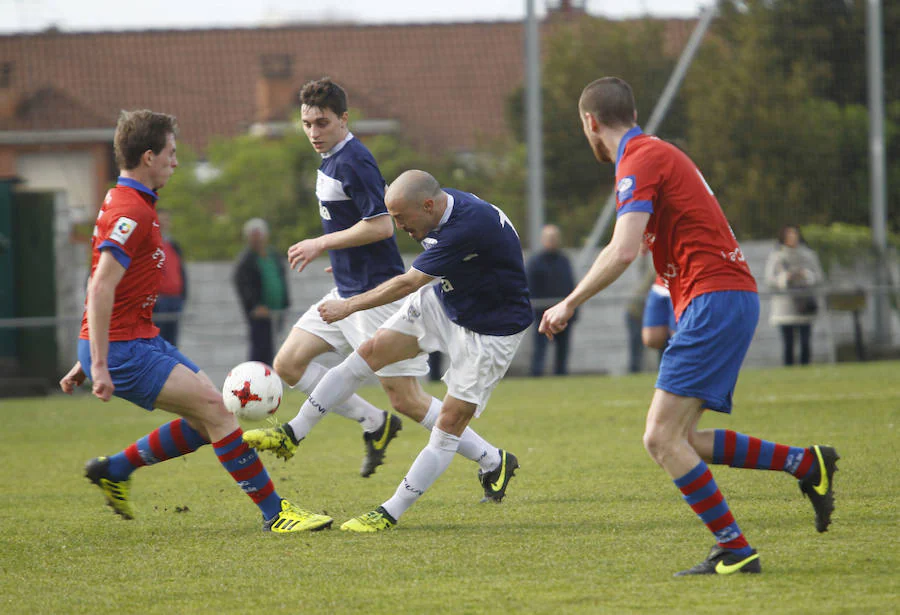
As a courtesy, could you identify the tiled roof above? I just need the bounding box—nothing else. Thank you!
[0,18,693,153]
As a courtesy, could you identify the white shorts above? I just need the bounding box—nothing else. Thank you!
[381,285,525,416]
[294,288,430,378]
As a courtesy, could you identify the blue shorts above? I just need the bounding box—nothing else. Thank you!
[78,336,200,410]
[656,291,759,413]
[643,288,676,331]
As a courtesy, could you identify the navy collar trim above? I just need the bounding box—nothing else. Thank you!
[616,126,644,168]
[117,177,159,202]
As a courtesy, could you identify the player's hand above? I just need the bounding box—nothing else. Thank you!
[318,299,351,324]
[60,361,87,394]
[539,300,575,340]
[288,237,326,273]
[251,305,271,319]
[90,364,115,402]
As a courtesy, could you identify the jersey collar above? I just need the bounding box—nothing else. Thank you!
[321,132,354,159]
[117,176,159,202]
[436,192,454,230]
[616,125,644,169]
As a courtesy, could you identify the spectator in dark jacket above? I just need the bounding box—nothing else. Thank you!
[233,218,290,365]
[527,224,577,376]
[153,209,188,347]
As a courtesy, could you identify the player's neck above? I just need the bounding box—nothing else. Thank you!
[605,126,633,161]
[120,169,156,192]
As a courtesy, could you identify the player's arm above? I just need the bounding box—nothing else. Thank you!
[540,211,649,338]
[288,215,393,272]
[318,268,435,323]
[87,250,127,401]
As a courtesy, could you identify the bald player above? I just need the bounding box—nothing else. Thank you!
[297,170,533,531]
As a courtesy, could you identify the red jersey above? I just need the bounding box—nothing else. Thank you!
[615,127,757,320]
[80,178,164,341]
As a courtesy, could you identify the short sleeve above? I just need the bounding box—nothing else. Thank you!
[616,148,662,218]
[339,159,388,219]
[96,202,154,268]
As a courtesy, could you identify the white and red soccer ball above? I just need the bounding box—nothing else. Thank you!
[222,361,283,421]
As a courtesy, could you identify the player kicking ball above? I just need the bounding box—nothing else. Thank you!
[61,109,330,533]
[540,77,838,576]
[253,170,531,531]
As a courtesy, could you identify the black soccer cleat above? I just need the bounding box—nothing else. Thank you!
[360,413,402,477]
[674,545,762,577]
[479,450,519,503]
[798,444,840,533]
[85,456,134,520]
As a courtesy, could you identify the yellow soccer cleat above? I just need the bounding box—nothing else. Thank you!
[263,499,333,533]
[340,507,397,533]
[242,423,299,461]
[85,456,135,520]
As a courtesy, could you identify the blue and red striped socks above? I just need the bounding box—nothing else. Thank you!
[674,461,753,556]
[212,428,282,520]
[106,418,209,481]
[712,429,815,479]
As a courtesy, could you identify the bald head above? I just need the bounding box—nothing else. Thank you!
[385,170,446,242]
[386,170,441,205]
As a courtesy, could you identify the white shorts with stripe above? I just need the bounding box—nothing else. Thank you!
[294,287,430,378]
[381,284,525,417]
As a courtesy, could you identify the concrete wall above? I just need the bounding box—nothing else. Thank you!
[71,240,896,388]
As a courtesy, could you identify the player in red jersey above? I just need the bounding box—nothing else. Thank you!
[540,77,838,576]
[59,109,330,532]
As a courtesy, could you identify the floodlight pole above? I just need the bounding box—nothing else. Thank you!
[867,0,892,346]
[525,0,545,251]
[576,0,719,272]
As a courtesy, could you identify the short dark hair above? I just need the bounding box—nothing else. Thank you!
[114,109,178,171]
[299,78,348,117]
[778,224,805,245]
[579,77,637,129]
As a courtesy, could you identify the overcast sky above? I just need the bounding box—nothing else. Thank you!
[1,0,709,33]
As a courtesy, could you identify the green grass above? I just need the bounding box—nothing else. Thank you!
[1,362,898,614]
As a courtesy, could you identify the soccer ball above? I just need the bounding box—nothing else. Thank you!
[222,361,283,421]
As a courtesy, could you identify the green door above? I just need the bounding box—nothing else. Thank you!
[12,192,58,380]
[0,180,16,361]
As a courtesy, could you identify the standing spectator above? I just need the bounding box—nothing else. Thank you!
[764,225,824,366]
[233,218,290,365]
[152,208,187,346]
[527,224,577,376]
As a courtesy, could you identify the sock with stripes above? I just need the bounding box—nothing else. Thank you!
[213,428,282,520]
[106,418,209,481]
[674,461,753,556]
[712,429,816,480]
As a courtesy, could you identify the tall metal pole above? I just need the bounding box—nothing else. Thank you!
[576,1,718,272]
[867,0,891,345]
[525,0,545,251]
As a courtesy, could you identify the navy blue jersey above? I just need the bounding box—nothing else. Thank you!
[412,190,532,336]
[316,134,405,296]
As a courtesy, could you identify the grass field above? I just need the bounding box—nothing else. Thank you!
[0,361,898,614]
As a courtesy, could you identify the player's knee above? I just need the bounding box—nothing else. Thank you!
[642,425,671,464]
[273,352,304,387]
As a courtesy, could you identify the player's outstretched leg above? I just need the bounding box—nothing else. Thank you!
[85,418,209,519]
[416,395,518,502]
[708,430,840,532]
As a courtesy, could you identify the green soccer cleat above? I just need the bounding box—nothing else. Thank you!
[674,545,762,577]
[263,499,333,533]
[361,413,402,478]
[340,507,397,533]
[242,423,299,461]
[85,456,134,520]
[799,444,840,533]
[478,449,519,503]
